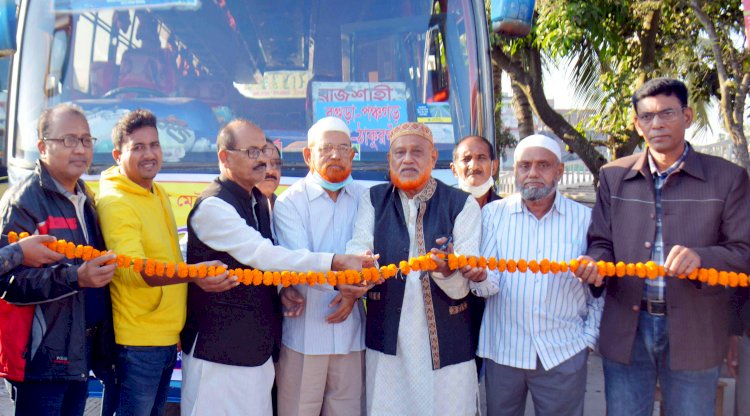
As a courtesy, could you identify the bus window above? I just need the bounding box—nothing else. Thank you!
[11,0,489,181]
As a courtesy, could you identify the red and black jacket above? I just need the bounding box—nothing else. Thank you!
[0,161,115,382]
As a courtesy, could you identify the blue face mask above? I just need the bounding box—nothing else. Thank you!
[310,170,353,192]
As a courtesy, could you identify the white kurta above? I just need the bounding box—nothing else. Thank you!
[347,185,481,416]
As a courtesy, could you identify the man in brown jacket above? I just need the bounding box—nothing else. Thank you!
[575,78,750,416]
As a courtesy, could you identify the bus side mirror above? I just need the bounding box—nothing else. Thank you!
[0,0,17,57]
[490,0,535,38]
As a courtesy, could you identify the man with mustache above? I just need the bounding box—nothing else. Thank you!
[96,109,230,416]
[347,122,485,415]
[257,138,282,208]
[575,78,750,416]
[274,117,368,416]
[451,135,501,208]
[0,104,117,415]
[180,119,373,416]
[473,134,601,416]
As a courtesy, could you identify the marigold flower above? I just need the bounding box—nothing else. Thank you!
[539,259,550,274]
[154,261,165,277]
[7,231,18,243]
[166,262,176,278]
[281,271,291,287]
[615,262,626,277]
[718,271,729,286]
[307,271,317,286]
[487,257,497,271]
[316,272,325,285]
[206,266,215,277]
[252,270,263,286]
[528,260,539,274]
[447,254,459,270]
[626,263,635,276]
[729,272,739,287]
[739,273,749,287]
[399,260,410,275]
[409,257,421,272]
[635,262,646,278]
[606,262,616,277]
[507,259,517,273]
[197,264,208,279]
[568,259,579,273]
[144,259,156,276]
[244,269,253,285]
[133,258,144,273]
[458,255,468,268]
[597,261,608,277]
[497,258,506,272]
[75,245,84,259]
[18,232,29,240]
[517,259,527,273]
[273,272,282,286]
[478,257,487,269]
[335,271,346,286]
[707,269,719,286]
[92,249,101,258]
[65,242,76,259]
[688,268,699,280]
[291,272,300,285]
[177,263,189,278]
[467,256,477,268]
[327,271,337,286]
[550,261,560,274]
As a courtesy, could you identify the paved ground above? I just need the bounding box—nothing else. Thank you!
[0,353,736,415]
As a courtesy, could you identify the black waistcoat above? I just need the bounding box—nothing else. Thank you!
[180,176,281,367]
[366,179,475,369]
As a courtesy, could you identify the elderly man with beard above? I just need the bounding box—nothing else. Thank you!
[347,122,486,416]
[473,134,602,416]
[274,117,368,416]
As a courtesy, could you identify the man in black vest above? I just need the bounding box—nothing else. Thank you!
[180,119,373,416]
[347,122,487,416]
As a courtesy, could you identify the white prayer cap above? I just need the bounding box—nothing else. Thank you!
[308,117,350,145]
[513,134,562,162]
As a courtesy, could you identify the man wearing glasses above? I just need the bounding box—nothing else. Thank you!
[575,78,750,415]
[0,103,118,415]
[180,119,373,416]
[274,117,369,416]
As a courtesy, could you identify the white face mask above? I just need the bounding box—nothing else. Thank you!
[458,176,495,199]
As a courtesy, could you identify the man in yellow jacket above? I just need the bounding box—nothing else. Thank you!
[96,109,232,416]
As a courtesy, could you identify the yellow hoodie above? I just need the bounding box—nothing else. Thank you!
[96,166,186,346]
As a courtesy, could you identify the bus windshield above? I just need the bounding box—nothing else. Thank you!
[11,0,487,180]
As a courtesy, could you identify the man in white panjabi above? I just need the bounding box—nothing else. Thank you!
[347,122,488,416]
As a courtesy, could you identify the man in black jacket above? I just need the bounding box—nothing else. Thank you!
[0,104,117,416]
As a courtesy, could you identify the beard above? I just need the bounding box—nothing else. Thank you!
[517,179,556,201]
[318,162,352,183]
[391,166,432,191]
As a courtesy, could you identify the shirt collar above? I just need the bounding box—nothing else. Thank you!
[647,142,690,177]
[51,176,85,200]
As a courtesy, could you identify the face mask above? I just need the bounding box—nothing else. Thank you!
[458,176,494,199]
[310,170,353,192]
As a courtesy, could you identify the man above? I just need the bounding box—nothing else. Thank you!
[575,78,750,415]
[347,122,485,416]
[96,109,230,416]
[0,104,117,415]
[473,134,601,416]
[180,119,372,416]
[450,134,501,377]
[274,117,368,416]
[451,135,501,208]
[257,138,282,207]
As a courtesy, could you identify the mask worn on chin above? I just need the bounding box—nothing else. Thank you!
[310,170,353,192]
[458,176,495,199]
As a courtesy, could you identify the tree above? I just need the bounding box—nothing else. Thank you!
[688,0,750,173]
[490,0,716,178]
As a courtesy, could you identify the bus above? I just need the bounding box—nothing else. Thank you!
[1,0,495,402]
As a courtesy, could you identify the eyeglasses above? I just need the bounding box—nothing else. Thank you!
[226,146,277,159]
[636,107,685,124]
[268,159,283,169]
[316,144,354,155]
[44,135,97,148]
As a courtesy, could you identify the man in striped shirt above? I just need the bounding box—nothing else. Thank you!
[472,134,602,416]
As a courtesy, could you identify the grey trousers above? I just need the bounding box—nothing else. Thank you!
[484,349,588,416]
[736,335,750,416]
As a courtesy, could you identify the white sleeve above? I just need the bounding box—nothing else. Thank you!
[345,192,375,255]
[471,203,501,298]
[431,196,481,299]
[191,197,333,272]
